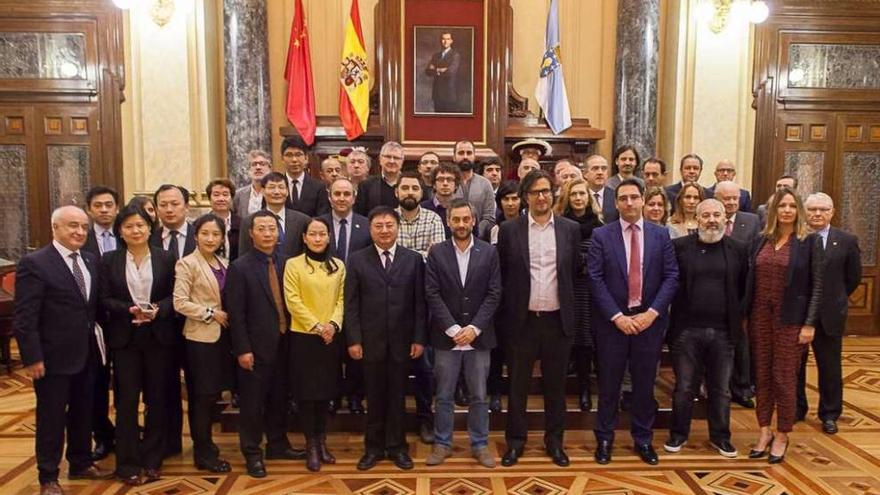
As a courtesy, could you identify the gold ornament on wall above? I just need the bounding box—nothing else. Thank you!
[150,0,176,27]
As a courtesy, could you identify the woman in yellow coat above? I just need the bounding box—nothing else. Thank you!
[284,217,345,472]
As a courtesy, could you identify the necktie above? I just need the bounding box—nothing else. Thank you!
[627,224,641,308]
[290,179,299,203]
[168,230,180,259]
[337,218,348,263]
[100,231,114,255]
[724,219,733,237]
[383,250,392,273]
[267,257,287,334]
[593,193,603,221]
[276,215,286,247]
[69,252,87,300]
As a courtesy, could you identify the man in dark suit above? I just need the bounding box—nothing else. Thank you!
[497,170,583,468]
[666,153,710,210]
[756,175,798,227]
[82,186,119,461]
[239,172,310,259]
[424,199,501,468]
[345,206,426,471]
[14,206,112,495]
[206,178,241,261]
[588,179,679,466]
[424,31,462,113]
[148,183,196,456]
[583,154,619,223]
[664,199,749,458]
[355,141,403,216]
[281,136,330,217]
[715,180,760,407]
[227,211,307,478]
[705,160,752,213]
[797,192,862,434]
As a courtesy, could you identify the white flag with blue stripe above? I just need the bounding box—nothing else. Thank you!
[535,0,572,134]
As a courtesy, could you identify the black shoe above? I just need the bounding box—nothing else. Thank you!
[305,438,321,472]
[489,394,502,413]
[822,419,838,434]
[348,396,365,414]
[419,422,435,444]
[663,437,687,453]
[768,437,789,464]
[266,447,307,460]
[246,460,266,478]
[733,396,755,409]
[92,440,114,461]
[620,391,632,412]
[454,384,469,407]
[709,440,738,458]
[579,389,592,411]
[328,399,339,414]
[195,457,231,473]
[390,451,414,470]
[635,444,659,465]
[356,452,383,470]
[594,440,612,464]
[500,447,523,467]
[546,446,570,467]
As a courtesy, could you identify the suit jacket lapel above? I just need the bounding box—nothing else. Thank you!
[613,224,628,281]
[516,217,530,272]
[642,224,654,278]
[256,255,277,307]
[370,247,392,282]
[195,250,223,302]
[463,242,481,289]
[49,246,88,303]
[149,248,164,302]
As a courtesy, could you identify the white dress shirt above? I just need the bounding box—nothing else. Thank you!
[445,236,481,351]
[287,172,305,202]
[247,186,264,215]
[527,214,560,312]
[161,222,189,258]
[125,250,153,305]
[53,240,91,298]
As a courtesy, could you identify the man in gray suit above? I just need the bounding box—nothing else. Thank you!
[715,180,760,408]
[234,150,272,219]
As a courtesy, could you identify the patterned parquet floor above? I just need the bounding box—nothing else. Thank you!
[2,338,880,494]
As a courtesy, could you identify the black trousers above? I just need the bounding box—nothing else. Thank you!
[33,358,97,484]
[363,359,408,455]
[730,334,754,400]
[669,327,735,443]
[488,334,507,396]
[796,325,843,421]
[91,358,115,446]
[165,335,189,455]
[298,400,328,437]
[571,345,593,391]
[190,393,220,462]
[237,350,293,462]
[505,311,572,450]
[342,350,364,399]
[113,339,172,477]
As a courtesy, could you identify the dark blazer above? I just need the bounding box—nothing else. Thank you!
[600,186,619,223]
[319,212,371,261]
[588,219,679,333]
[729,211,761,246]
[98,247,178,350]
[13,245,99,375]
[238,208,310,260]
[496,214,583,338]
[425,238,502,350]
[425,48,461,109]
[817,227,861,335]
[706,184,753,213]
[745,233,824,326]
[149,223,196,258]
[83,227,102,259]
[354,175,398,217]
[344,245,427,363]
[223,213,241,261]
[286,173,330,217]
[226,250,289,364]
[670,234,749,343]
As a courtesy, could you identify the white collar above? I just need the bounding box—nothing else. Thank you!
[93,223,113,237]
[53,240,80,259]
[332,210,353,223]
[375,243,397,258]
[527,213,555,228]
[620,217,645,231]
[162,222,189,239]
[454,236,474,255]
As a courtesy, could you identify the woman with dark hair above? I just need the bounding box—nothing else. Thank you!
[490,181,522,245]
[172,213,233,472]
[608,144,644,190]
[745,187,822,464]
[127,195,158,227]
[553,178,602,411]
[667,182,705,239]
[644,187,670,225]
[284,217,345,471]
[99,205,177,485]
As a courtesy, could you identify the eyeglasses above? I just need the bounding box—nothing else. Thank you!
[435,176,456,183]
[527,188,552,197]
[251,160,271,167]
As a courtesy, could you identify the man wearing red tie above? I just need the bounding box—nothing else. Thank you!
[588,179,679,466]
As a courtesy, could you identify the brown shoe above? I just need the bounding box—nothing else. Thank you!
[40,481,64,495]
[68,465,114,480]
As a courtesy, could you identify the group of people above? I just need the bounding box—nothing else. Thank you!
[14,135,862,495]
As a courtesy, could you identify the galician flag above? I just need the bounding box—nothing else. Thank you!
[339,0,370,140]
[534,0,572,134]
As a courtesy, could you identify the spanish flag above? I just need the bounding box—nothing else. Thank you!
[338,0,370,140]
[285,0,316,145]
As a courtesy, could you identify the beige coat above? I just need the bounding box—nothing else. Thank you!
[173,250,228,343]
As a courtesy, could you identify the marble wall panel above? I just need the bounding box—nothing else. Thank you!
[47,145,90,210]
[840,152,880,266]
[784,150,824,197]
[0,145,30,260]
[789,44,880,90]
[0,32,87,79]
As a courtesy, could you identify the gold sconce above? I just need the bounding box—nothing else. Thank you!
[150,0,176,27]
[696,0,769,34]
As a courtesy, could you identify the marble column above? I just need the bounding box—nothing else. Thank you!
[613,0,660,160]
[223,0,272,187]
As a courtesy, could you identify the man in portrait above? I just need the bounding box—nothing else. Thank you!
[424,31,461,113]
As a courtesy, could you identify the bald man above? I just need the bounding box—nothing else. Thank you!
[705,160,752,213]
[14,206,113,494]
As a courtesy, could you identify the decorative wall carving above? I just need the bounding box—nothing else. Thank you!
[841,151,880,266]
[789,43,880,89]
[0,145,29,260]
[0,32,86,80]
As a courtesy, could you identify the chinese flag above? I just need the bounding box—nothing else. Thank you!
[338,0,370,140]
[284,0,316,145]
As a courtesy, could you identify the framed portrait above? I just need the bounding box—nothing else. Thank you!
[413,26,474,115]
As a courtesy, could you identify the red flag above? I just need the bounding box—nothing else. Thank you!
[284,0,316,145]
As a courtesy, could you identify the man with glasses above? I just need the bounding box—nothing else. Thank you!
[235,150,272,219]
[497,170,583,468]
[418,151,441,200]
[355,141,404,216]
[422,162,461,239]
[281,136,330,217]
[706,160,752,213]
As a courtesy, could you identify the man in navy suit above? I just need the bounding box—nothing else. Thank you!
[239,172,310,260]
[583,154,619,224]
[281,135,330,217]
[14,206,112,495]
[666,153,709,209]
[320,177,371,414]
[345,206,426,471]
[424,199,501,468]
[588,179,679,465]
[705,160,752,213]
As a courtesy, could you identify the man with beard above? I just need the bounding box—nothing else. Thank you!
[418,152,441,200]
[234,150,272,219]
[664,199,748,458]
[451,140,495,238]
